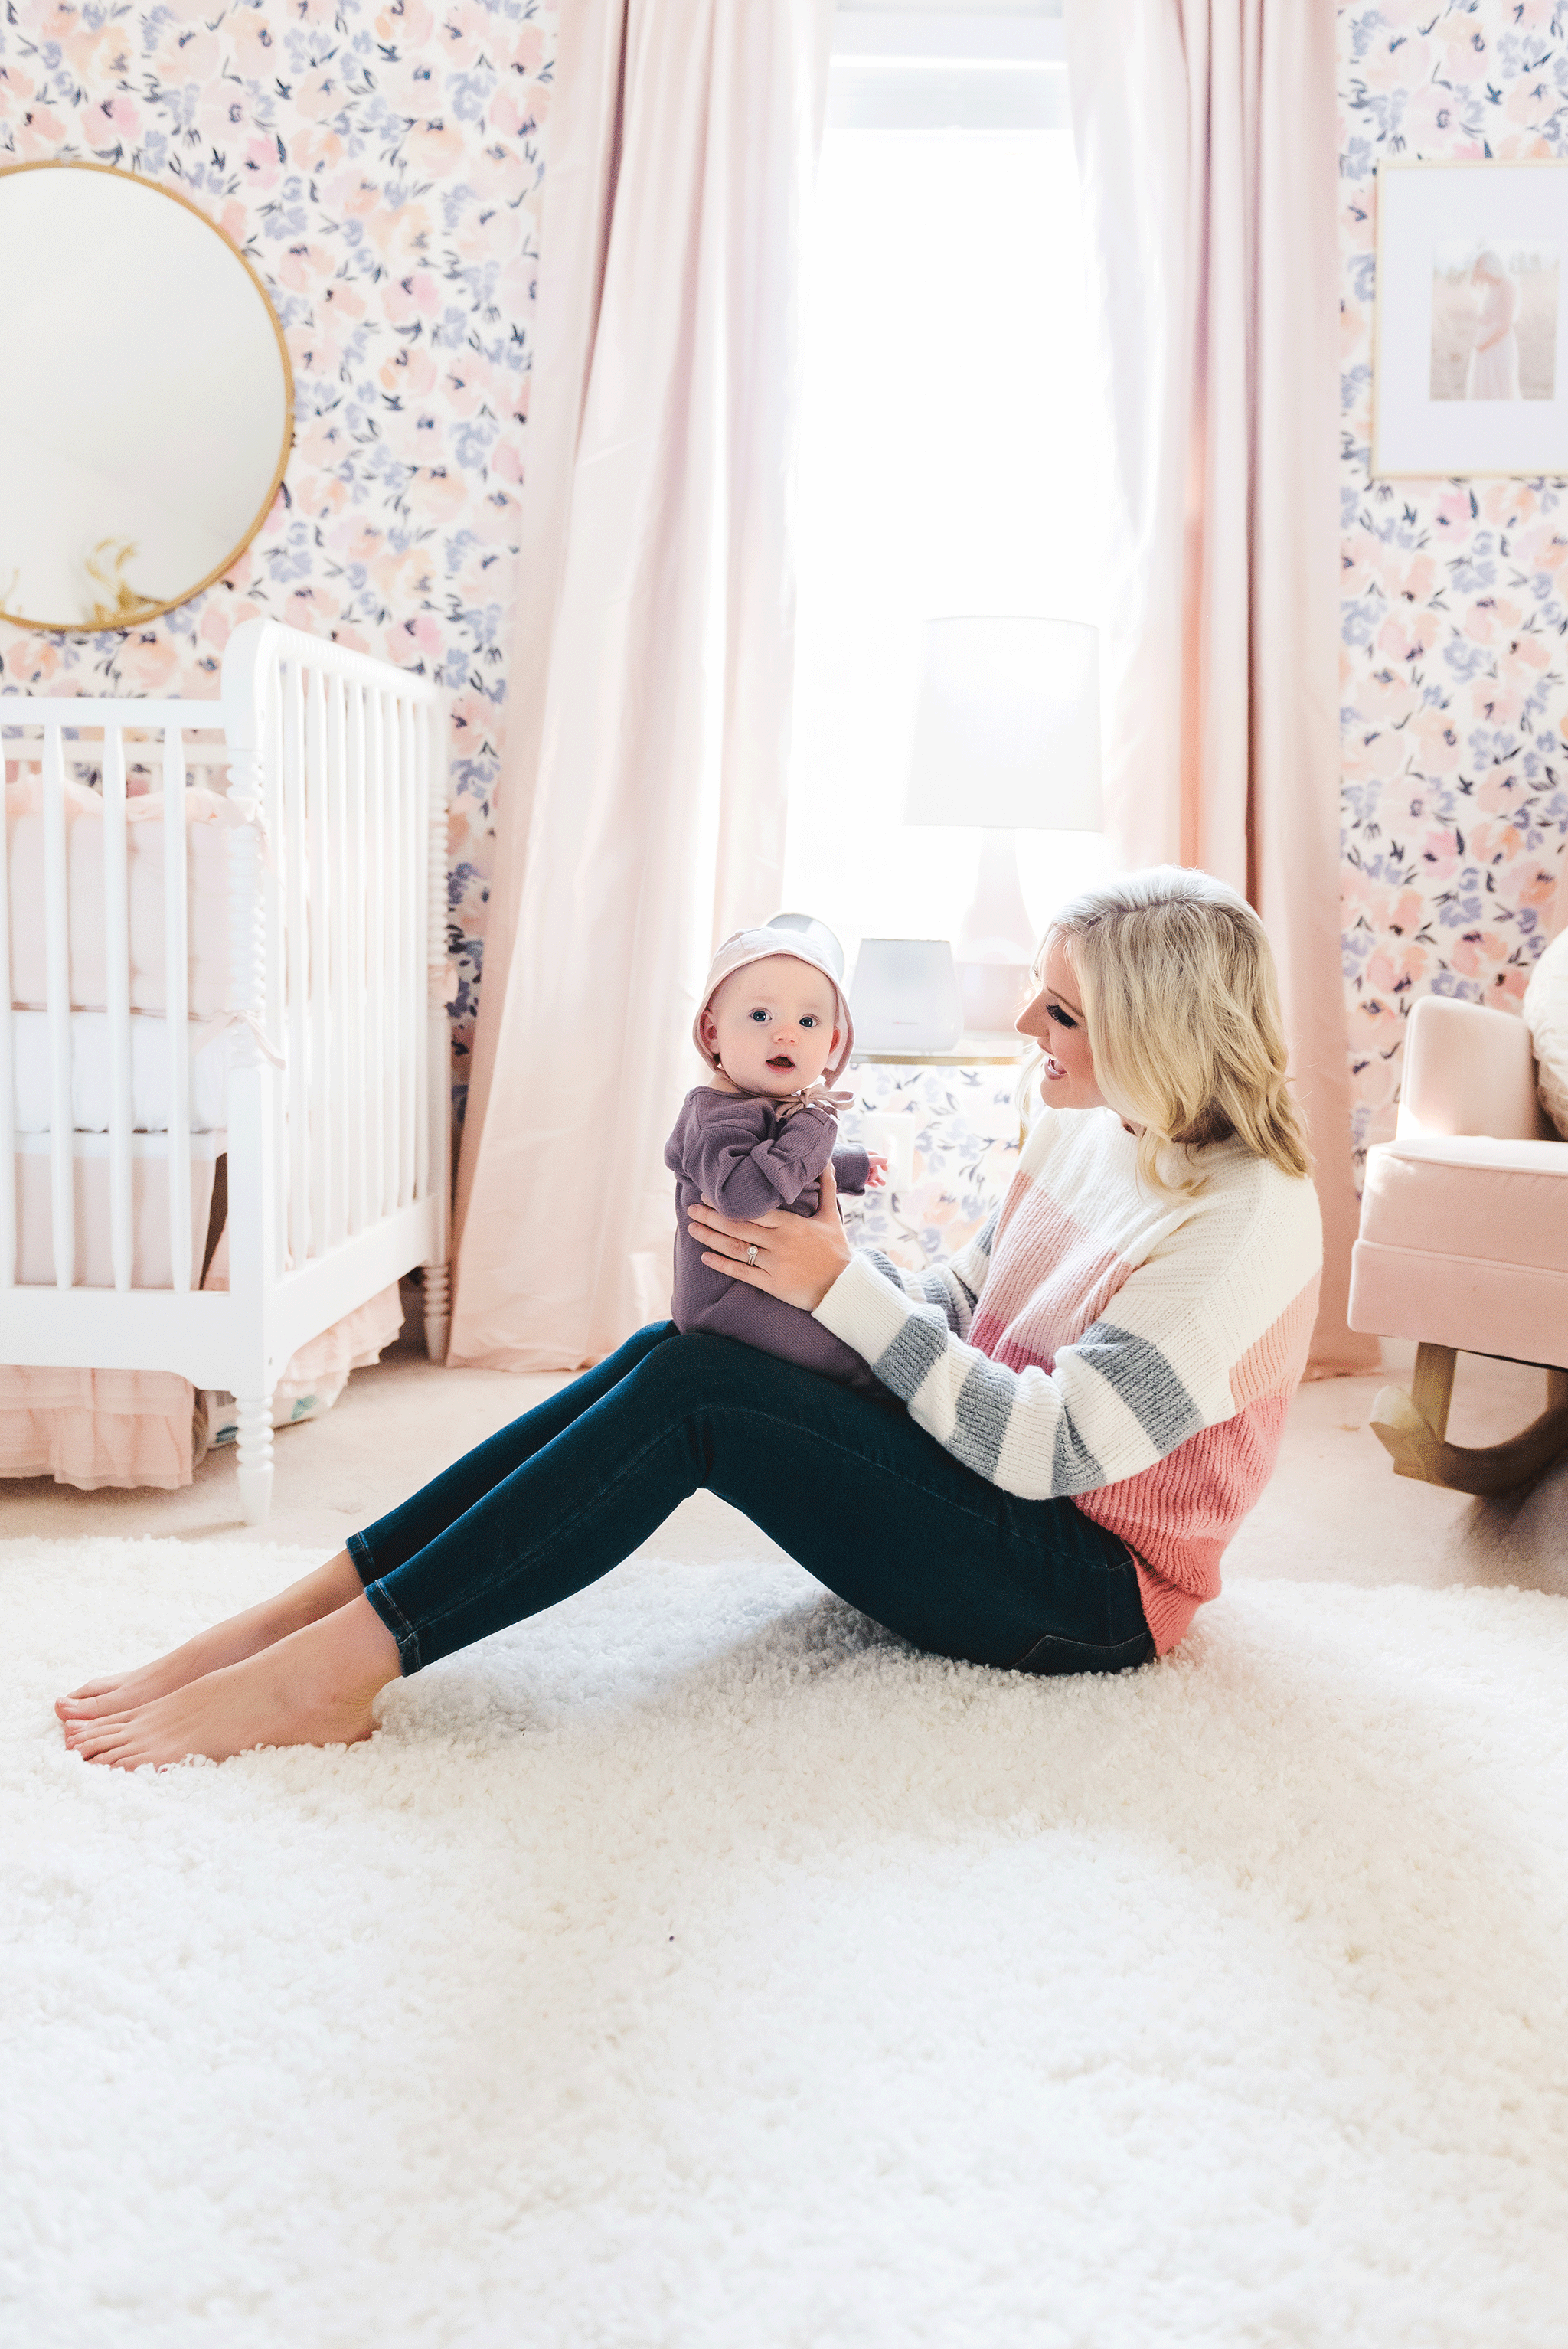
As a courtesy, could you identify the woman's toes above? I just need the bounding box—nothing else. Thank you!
[56,1691,110,1722]
[57,1694,106,1723]
[67,1715,134,1759]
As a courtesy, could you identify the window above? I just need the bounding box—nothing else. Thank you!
[782,2,1112,970]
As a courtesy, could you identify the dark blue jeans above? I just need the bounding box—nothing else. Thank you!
[349,1322,1155,1680]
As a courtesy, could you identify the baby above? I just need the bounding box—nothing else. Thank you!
[665,929,886,1385]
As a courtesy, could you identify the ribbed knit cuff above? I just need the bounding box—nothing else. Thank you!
[812,1253,914,1368]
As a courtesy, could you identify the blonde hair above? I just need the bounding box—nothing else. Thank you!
[1032,866,1312,1197]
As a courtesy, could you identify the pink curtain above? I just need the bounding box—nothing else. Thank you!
[449,0,833,1370]
[1067,0,1377,1375]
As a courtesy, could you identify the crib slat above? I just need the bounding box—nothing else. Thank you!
[365,688,387,1222]
[41,724,74,1288]
[382,689,403,1217]
[284,659,311,1268]
[162,724,191,1293]
[102,726,133,1292]
[413,698,431,1205]
[306,667,331,1260]
[0,710,12,1288]
[263,667,288,1282]
[347,681,369,1237]
[401,696,420,1210]
[327,674,350,1251]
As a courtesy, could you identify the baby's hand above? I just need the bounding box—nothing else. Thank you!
[867,1153,890,1188]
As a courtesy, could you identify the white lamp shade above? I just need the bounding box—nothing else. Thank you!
[903,616,1102,831]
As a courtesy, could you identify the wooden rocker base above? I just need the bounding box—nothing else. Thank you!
[1370,1344,1568,1497]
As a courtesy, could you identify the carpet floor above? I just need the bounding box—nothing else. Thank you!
[5,1536,1568,2348]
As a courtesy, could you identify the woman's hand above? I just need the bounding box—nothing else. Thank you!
[689,1162,853,1312]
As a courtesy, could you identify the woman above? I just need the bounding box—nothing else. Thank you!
[58,868,1322,1769]
[1468,249,1521,400]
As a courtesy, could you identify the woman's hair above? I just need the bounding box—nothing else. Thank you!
[1034,866,1312,1197]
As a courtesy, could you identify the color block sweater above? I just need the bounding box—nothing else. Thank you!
[812,1103,1323,1653]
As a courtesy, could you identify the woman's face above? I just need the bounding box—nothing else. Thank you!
[1015,937,1109,1112]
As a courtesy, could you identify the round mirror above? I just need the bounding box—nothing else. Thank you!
[0,162,292,631]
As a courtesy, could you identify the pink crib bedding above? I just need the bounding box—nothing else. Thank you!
[5,776,233,1015]
[5,778,403,1489]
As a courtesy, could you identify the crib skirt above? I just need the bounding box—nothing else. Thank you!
[3,1150,405,1490]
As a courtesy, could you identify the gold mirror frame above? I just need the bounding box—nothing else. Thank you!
[0,159,295,634]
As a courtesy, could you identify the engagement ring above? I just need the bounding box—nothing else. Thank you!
[744,1244,760,1267]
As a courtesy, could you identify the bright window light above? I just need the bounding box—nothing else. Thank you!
[782,116,1112,972]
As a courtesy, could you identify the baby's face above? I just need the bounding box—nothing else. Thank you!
[703,955,841,1096]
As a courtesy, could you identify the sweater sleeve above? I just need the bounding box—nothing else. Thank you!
[831,1145,871,1195]
[814,1188,1305,1501]
[682,1099,838,1218]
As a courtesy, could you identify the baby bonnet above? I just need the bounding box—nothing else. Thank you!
[693,929,855,1084]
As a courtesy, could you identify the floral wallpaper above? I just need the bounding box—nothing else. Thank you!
[1339,0,1568,1166]
[9,4,1563,1184]
[0,0,557,1122]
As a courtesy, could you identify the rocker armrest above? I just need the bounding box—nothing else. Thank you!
[1396,995,1550,1142]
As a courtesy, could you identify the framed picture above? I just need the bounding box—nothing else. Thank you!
[1372,158,1568,479]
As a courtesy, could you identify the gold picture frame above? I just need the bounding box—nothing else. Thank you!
[1371,156,1568,481]
[0,158,295,631]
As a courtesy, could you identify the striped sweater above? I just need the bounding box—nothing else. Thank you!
[812,1104,1322,1653]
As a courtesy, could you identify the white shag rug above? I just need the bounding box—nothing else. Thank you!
[4,1536,1568,2349]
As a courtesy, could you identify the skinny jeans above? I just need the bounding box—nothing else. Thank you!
[348,1322,1155,1679]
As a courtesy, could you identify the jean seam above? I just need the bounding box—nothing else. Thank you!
[1011,1622,1153,1672]
[392,1400,1127,1651]
[363,1576,423,1675]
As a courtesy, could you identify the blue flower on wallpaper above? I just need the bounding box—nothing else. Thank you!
[1442,638,1497,683]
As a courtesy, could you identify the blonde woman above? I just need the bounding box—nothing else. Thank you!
[58,870,1322,1769]
[1468,248,1521,400]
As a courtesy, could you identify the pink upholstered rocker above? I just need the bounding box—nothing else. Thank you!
[1348,873,1568,1495]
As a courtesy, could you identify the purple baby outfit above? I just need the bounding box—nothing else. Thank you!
[665,1086,874,1386]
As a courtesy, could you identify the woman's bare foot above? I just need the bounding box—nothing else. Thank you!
[54,1549,367,1727]
[60,1596,403,1770]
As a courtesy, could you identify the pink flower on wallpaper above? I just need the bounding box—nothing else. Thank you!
[1520,864,1566,912]
[1449,931,1509,978]
[116,635,181,694]
[1468,815,1528,866]
[384,274,441,325]
[379,0,436,38]
[242,136,282,191]
[80,93,141,146]
[440,0,502,70]
[1501,635,1551,678]
[1420,828,1464,882]
[1410,706,1462,767]
[1375,615,1437,665]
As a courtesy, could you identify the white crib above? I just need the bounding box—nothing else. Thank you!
[1,620,451,1523]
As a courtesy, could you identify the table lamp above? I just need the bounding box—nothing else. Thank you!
[904,615,1103,1034]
